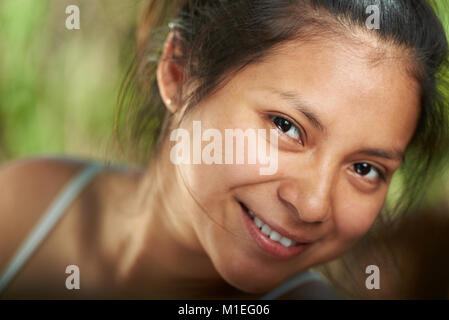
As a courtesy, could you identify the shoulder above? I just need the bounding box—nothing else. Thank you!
[0,157,95,269]
[0,156,94,222]
[0,155,93,187]
[0,156,144,297]
[0,155,143,253]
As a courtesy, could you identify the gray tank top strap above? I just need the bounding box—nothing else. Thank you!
[0,161,104,295]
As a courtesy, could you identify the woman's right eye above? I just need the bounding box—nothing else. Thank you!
[270,115,303,144]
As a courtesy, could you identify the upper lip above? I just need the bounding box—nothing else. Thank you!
[239,201,316,244]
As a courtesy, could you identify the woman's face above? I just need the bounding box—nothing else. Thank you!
[170,38,420,293]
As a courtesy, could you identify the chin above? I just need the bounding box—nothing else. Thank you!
[211,256,289,294]
[221,273,277,294]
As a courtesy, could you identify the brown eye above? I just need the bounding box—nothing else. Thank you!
[270,116,302,143]
[274,117,292,131]
[354,163,371,175]
[352,163,386,182]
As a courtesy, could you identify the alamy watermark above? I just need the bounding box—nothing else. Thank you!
[169,121,279,175]
[365,264,380,290]
[366,5,380,30]
[65,5,80,30]
[65,264,80,290]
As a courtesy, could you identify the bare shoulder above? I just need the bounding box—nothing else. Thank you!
[0,157,91,267]
[0,156,142,234]
[0,156,142,298]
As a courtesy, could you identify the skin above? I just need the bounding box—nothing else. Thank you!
[0,29,421,299]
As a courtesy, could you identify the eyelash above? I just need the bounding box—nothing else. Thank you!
[269,115,304,144]
[268,114,387,184]
[351,163,387,183]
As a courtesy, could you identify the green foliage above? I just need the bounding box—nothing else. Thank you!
[0,0,140,162]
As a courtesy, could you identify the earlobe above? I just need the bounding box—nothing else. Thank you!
[157,31,185,114]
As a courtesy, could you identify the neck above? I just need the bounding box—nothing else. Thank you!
[113,144,252,299]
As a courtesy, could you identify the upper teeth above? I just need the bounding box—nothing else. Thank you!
[248,209,297,247]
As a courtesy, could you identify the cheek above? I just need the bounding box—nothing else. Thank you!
[175,132,274,202]
[179,161,267,205]
[335,195,384,241]
[306,195,385,268]
[176,100,275,193]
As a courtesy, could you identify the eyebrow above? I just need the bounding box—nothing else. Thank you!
[269,88,405,162]
[270,88,326,134]
[357,148,405,162]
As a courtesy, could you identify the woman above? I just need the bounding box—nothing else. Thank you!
[0,0,448,299]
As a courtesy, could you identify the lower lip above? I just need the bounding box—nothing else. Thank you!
[241,206,310,260]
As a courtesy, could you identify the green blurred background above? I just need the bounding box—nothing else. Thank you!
[0,0,142,163]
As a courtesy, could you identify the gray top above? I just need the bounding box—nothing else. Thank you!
[0,161,104,295]
[0,161,340,299]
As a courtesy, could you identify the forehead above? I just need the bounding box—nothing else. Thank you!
[230,38,421,149]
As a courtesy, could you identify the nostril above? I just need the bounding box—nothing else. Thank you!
[278,183,331,224]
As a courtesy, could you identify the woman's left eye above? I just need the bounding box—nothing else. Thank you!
[351,163,386,182]
[270,116,302,143]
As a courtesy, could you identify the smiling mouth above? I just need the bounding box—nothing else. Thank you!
[238,201,311,259]
[240,202,298,247]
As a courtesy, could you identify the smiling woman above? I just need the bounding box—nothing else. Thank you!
[0,0,449,299]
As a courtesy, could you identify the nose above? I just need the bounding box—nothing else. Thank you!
[277,166,334,224]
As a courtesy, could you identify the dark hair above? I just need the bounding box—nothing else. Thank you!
[114,0,449,298]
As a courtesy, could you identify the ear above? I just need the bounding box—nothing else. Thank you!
[157,31,185,114]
